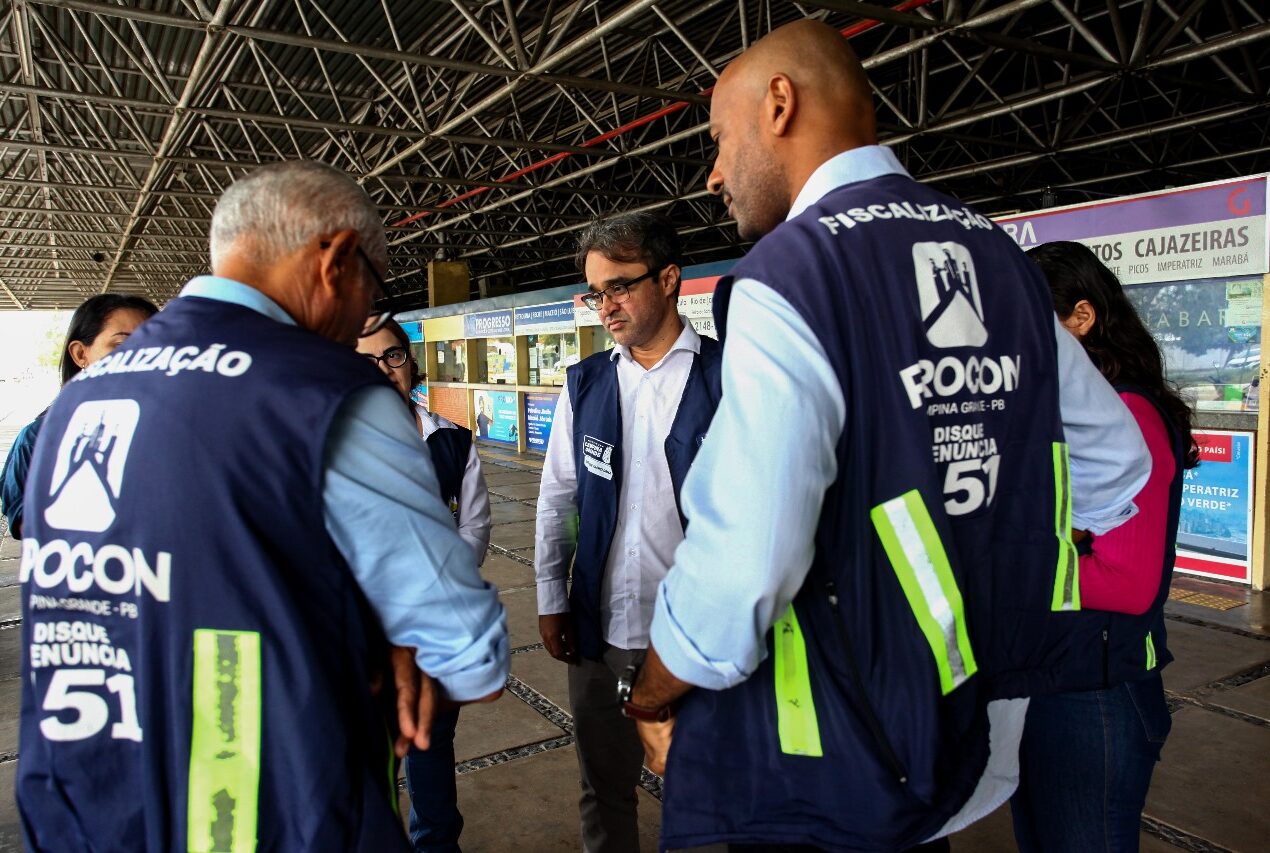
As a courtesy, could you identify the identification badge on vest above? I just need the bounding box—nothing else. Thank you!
[582,435,615,480]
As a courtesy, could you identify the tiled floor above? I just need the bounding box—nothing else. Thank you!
[0,443,1268,851]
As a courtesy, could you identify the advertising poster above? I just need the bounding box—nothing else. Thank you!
[410,383,428,408]
[995,176,1267,285]
[1175,430,1255,583]
[400,320,424,343]
[473,389,518,445]
[524,392,560,453]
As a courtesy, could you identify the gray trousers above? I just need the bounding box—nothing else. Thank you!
[568,645,647,853]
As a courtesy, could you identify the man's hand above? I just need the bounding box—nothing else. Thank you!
[636,718,675,776]
[539,612,578,664]
[389,646,503,758]
[391,645,438,757]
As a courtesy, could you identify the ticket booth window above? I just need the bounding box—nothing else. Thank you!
[433,340,466,382]
[583,326,615,356]
[528,333,579,386]
[475,336,517,384]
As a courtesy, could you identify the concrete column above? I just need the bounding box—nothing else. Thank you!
[429,261,470,307]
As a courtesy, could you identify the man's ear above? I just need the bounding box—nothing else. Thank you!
[660,264,681,296]
[317,229,360,297]
[67,340,90,369]
[767,73,796,137]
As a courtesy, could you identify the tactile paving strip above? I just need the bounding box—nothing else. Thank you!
[1168,588,1246,611]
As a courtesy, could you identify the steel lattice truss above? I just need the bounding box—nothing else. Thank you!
[0,0,1267,310]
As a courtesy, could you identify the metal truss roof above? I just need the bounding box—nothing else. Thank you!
[0,0,1267,310]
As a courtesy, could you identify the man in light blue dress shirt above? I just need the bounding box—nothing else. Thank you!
[626,20,1151,850]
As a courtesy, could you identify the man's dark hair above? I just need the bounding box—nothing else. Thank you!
[60,293,159,385]
[574,212,683,295]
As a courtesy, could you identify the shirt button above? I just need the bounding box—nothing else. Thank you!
[635,460,642,467]
[628,548,637,557]
[630,504,638,511]
[628,593,637,601]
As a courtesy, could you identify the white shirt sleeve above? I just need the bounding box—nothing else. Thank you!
[1052,315,1152,535]
[457,440,492,566]
[534,382,578,615]
[651,279,846,689]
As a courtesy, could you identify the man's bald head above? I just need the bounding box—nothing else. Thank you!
[707,19,878,239]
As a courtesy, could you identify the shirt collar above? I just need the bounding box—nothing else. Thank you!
[787,145,910,221]
[610,313,701,365]
[179,275,296,326]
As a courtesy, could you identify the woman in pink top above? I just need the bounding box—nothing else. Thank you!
[1012,241,1198,853]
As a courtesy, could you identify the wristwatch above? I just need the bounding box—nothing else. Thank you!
[616,663,673,722]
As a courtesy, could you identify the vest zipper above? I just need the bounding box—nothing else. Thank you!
[826,580,908,785]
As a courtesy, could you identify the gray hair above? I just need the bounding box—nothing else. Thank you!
[209,160,387,270]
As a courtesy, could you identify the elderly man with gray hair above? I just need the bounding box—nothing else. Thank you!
[16,160,508,852]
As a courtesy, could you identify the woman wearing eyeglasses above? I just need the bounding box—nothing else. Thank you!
[357,319,491,853]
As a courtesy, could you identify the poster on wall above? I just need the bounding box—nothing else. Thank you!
[473,390,518,445]
[1175,430,1255,584]
[400,320,424,343]
[524,392,560,453]
[995,176,1267,285]
[410,383,428,409]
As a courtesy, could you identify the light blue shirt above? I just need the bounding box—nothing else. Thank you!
[650,146,1151,690]
[180,276,509,701]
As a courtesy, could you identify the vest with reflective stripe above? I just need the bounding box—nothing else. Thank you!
[661,173,1069,851]
[17,297,410,853]
[566,336,722,661]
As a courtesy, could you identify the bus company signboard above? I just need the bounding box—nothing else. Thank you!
[995,176,1268,286]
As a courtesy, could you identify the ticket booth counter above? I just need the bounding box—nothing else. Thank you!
[996,175,1268,589]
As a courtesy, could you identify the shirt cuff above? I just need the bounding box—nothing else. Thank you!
[536,579,570,615]
[1072,501,1139,537]
[650,584,748,691]
[430,623,511,702]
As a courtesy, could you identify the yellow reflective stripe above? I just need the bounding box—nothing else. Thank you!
[872,490,978,696]
[386,725,401,818]
[1051,442,1081,612]
[188,629,261,853]
[772,604,822,757]
[1146,632,1157,671]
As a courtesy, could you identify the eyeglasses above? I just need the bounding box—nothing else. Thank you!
[362,345,409,369]
[580,267,662,312]
[356,245,392,337]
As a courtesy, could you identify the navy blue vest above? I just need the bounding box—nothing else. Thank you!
[1046,387,1181,693]
[662,174,1070,851]
[17,297,410,852]
[426,423,472,525]
[566,335,722,661]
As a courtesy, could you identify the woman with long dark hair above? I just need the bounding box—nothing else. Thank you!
[1012,241,1197,852]
[1,293,157,537]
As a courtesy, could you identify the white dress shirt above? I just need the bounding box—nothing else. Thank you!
[535,317,701,650]
[417,405,492,566]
